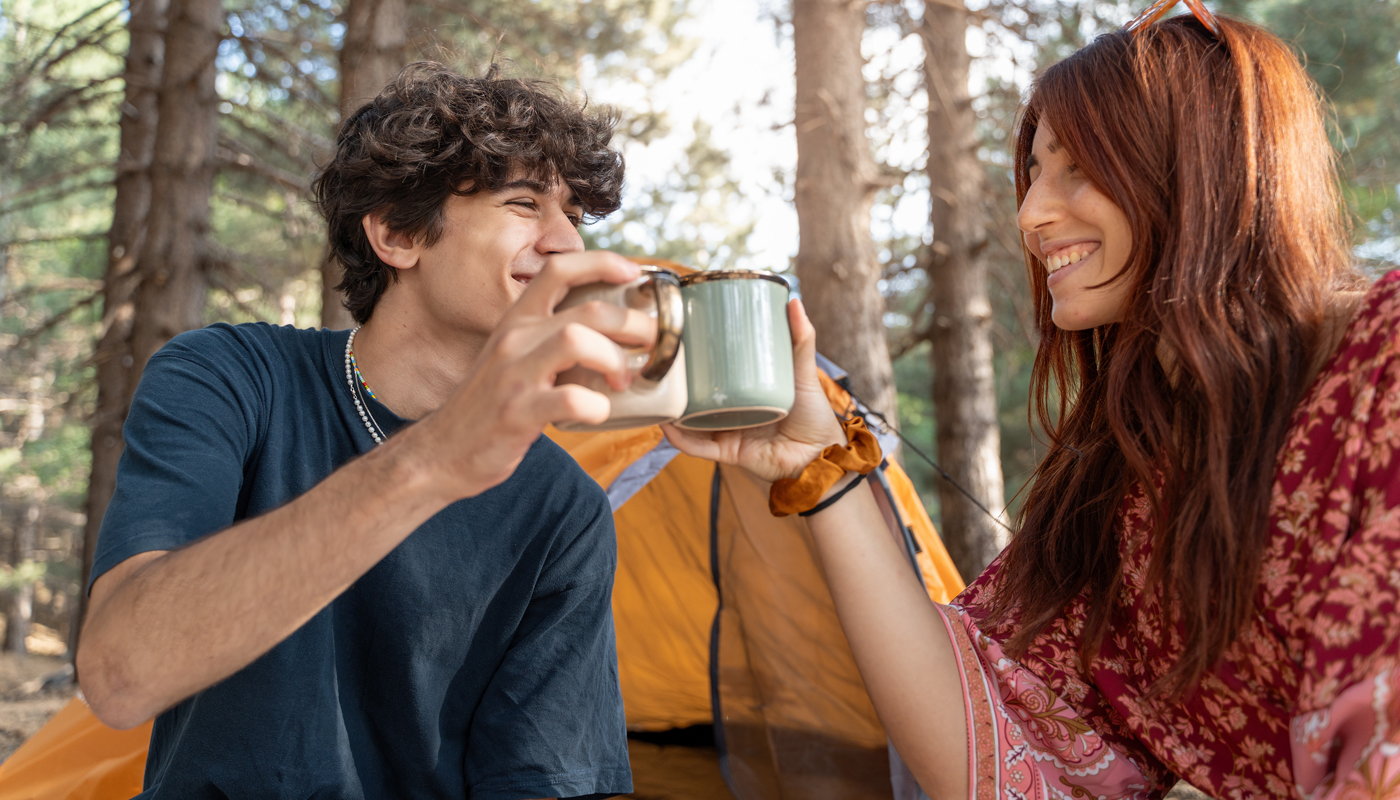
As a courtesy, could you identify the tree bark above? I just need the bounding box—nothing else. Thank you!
[920,0,1007,581]
[123,0,222,385]
[73,0,169,658]
[322,0,407,331]
[71,0,218,656]
[791,0,898,420]
[5,503,38,654]
[7,376,46,655]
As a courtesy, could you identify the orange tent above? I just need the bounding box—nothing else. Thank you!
[0,370,961,800]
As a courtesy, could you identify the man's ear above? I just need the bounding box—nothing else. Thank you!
[361,214,421,270]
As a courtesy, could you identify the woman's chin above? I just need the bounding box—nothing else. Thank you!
[1049,291,1131,331]
[1050,306,1093,331]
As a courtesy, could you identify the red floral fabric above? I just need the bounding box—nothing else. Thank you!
[956,271,1400,799]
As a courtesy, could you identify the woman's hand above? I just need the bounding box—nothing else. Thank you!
[661,299,847,483]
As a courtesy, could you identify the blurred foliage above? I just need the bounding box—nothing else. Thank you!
[584,119,756,269]
[0,0,1396,638]
[0,0,119,644]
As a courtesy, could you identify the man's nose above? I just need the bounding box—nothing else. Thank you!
[538,208,585,255]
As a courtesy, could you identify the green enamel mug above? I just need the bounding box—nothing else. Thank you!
[674,269,795,430]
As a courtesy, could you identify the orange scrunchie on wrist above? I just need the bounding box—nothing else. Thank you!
[769,415,882,517]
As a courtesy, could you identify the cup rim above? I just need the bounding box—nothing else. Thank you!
[679,269,790,289]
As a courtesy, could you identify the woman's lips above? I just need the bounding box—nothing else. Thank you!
[1043,241,1101,274]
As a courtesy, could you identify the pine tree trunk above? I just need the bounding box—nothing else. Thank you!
[322,0,407,331]
[792,0,898,420]
[73,0,218,656]
[5,503,38,654]
[123,0,222,383]
[9,375,47,654]
[73,0,168,658]
[921,0,1007,581]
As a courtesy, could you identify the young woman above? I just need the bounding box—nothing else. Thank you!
[664,5,1393,798]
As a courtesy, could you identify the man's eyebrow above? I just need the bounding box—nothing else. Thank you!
[496,178,583,210]
[497,178,552,194]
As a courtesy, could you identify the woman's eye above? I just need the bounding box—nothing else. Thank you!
[567,215,582,227]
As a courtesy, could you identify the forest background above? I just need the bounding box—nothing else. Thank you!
[0,0,1396,666]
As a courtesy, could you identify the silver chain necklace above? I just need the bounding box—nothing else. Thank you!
[344,326,387,446]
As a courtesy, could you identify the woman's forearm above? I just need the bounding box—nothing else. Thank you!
[804,477,970,799]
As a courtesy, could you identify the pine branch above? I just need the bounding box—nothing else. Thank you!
[5,290,102,351]
[226,36,337,110]
[0,161,109,199]
[22,0,123,80]
[214,189,320,225]
[218,137,311,194]
[221,111,318,173]
[16,76,123,136]
[226,100,333,154]
[0,178,112,218]
[0,232,106,249]
[0,277,103,312]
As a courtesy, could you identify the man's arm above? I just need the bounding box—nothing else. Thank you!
[77,252,652,730]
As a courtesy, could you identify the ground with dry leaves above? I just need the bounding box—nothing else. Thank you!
[0,624,78,763]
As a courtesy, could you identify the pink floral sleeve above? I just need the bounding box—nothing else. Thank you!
[936,603,1155,799]
[1285,292,1400,799]
[1292,669,1400,799]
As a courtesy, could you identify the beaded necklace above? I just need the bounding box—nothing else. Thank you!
[344,326,387,446]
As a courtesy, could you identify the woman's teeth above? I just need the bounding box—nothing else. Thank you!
[1046,248,1092,273]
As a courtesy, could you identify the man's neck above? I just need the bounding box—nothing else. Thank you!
[350,303,489,422]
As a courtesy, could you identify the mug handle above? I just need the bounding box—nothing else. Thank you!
[639,270,683,381]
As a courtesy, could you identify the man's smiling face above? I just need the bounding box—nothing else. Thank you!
[1017,123,1135,331]
[409,176,586,338]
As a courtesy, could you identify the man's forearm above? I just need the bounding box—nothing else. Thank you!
[77,425,459,729]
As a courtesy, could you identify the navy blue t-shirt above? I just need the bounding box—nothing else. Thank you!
[89,323,632,800]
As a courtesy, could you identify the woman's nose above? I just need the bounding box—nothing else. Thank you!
[1017,179,1060,235]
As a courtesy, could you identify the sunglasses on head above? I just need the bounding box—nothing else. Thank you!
[1124,0,1222,36]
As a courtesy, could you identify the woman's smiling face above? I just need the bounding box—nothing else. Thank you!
[1018,122,1135,331]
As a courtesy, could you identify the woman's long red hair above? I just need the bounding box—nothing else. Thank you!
[989,15,1363,695]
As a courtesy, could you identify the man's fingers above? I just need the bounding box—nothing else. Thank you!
[554,301,658,349]
[526,322,634,390]
[512,251,641,318]
[536,384,613,428]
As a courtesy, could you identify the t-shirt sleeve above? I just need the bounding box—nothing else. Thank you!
[88,329,264,593]
[463,497,632,800]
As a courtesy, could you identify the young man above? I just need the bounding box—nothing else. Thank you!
[76,63,647,799]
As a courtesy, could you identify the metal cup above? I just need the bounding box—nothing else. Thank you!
[674,269,794,431]
[553,265,687,432]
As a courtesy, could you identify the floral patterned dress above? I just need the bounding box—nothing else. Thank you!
[944,271,1400,800]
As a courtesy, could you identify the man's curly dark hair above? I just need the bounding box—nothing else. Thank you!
[312,62,625,323]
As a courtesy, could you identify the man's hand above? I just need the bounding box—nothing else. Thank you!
[661,298,846,483]
[408,251,656,501]
[78,251,653,729]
